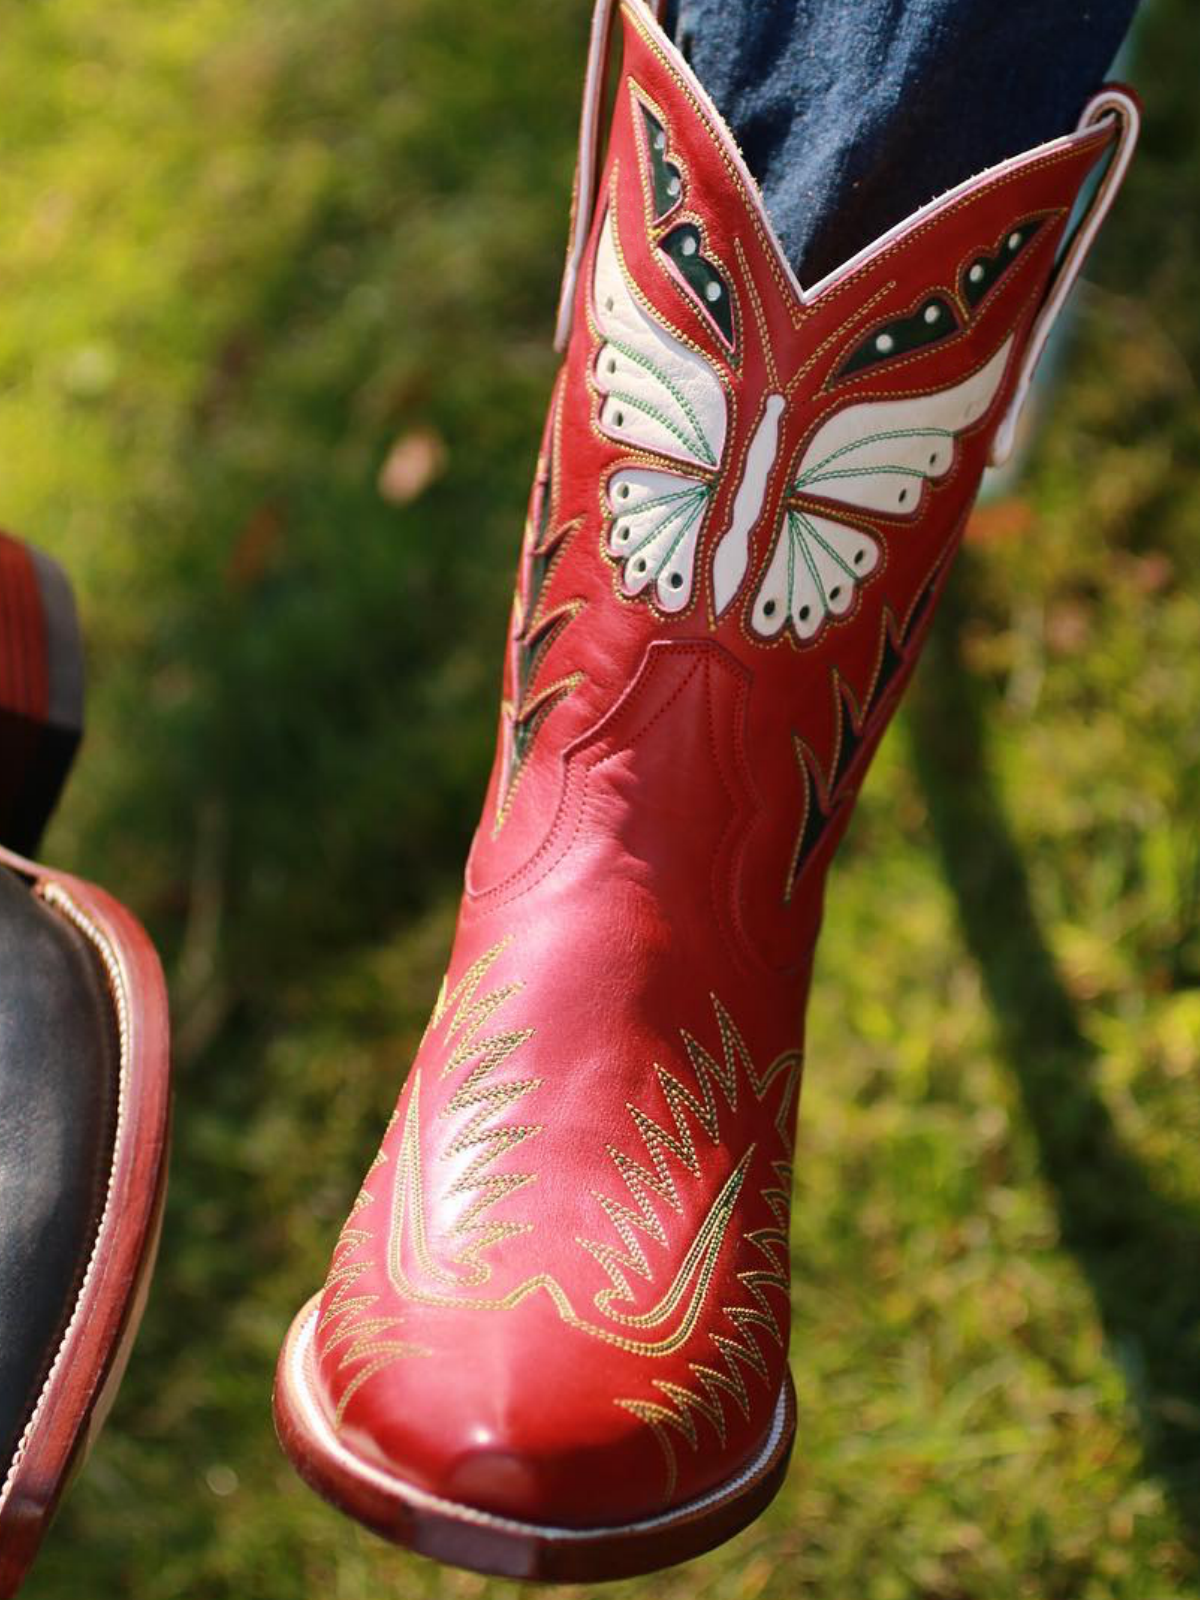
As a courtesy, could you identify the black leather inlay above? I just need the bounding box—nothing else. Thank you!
[837,293,961,379]
[660,223,736,347]
[960,217,1045,309]
[0,865,119,1473]
[641,106,683,222]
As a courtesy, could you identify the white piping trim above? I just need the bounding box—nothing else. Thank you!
[989,87,1140,465]
[712,393,786,616]
[0,882,132,1511]
[555,0,1136,354]
[285,1296,790,1540]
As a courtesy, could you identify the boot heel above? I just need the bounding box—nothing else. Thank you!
[0,532,84,856]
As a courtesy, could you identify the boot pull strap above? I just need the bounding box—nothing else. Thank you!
[555,1,673,350]
[554,0,622,350]
[990,85,1141,466]
[556,0,678,350]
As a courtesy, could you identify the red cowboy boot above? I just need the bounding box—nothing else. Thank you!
[0,534,83,859]
[274,0,1138,1579]
[0,533,170,1598]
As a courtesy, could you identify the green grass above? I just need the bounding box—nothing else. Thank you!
[4,1,1199,1596]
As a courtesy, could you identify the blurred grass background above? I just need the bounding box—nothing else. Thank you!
[3,0,1198,1595]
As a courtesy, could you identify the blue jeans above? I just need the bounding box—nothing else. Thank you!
[664,1,1140,282]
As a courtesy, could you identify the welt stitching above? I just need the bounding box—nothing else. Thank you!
[472,648,717,908]
[0,883,133,1510]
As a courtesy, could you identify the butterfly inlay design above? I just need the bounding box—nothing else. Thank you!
[590,94,1032,641]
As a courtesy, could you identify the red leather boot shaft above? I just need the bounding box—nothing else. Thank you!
[280,0,1138,1565]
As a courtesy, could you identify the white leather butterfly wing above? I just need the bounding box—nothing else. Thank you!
[593,208,728,612]
[751,336,1013,640]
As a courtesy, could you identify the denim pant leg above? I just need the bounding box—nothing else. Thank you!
[665,1,1140,282]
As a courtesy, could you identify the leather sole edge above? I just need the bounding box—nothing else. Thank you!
[273,1291,796,1582]
[0,853,171,1599]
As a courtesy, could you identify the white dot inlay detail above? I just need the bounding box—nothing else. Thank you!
[923,304,941,324]
[969,263,985,283]
[681,235,698,257]
[704,281,722,303]
[875,332,895,354]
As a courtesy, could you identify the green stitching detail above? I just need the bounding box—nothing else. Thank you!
[795,514,828,613]
[618,487,709,602]
[604,336,716,466]
[792,424,955,490]
[803,463,928,484]
[624,487,707,563]
[785,510,798,615]
[615,481,708,519]
[649,495,707,581]
[605,386,712,465]
[804,519,859,585]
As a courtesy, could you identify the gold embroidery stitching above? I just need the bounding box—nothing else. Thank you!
[387,992,800,1350]
[497,373,588,829]
[389,1076,749,1358]
[427,940,544,1283]
[611,1151,795,1503]
[382,985,801,1492]
[316,1165,432,1430]
[577,999,782,1308]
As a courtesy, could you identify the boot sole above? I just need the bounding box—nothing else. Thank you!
[0,846,171,1600]
[274,1292,796,1582]
[0,534,85,856]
